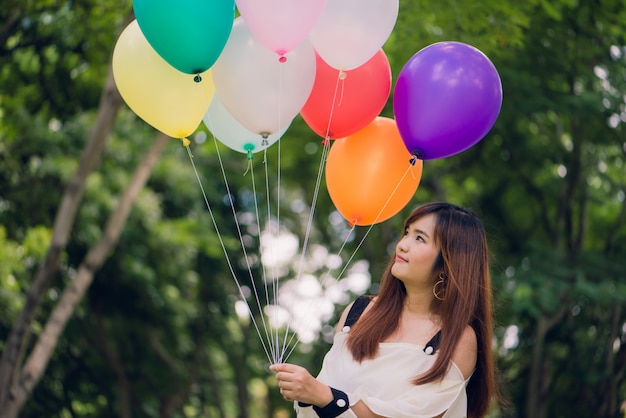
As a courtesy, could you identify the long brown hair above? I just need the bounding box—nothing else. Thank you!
[346,202,499,418]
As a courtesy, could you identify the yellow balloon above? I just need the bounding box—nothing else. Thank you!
[112,20,215,138]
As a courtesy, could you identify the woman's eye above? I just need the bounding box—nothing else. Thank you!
[416,235,425,242]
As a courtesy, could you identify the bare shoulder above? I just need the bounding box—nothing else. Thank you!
[452,325,478,380]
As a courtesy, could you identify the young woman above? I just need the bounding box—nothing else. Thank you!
[271,202,501,418]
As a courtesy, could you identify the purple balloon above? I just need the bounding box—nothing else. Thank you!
[393,42,502,160]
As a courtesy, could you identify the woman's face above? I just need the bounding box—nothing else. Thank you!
[391,213,441,290]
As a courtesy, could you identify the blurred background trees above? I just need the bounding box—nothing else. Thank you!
[1,0,625,417]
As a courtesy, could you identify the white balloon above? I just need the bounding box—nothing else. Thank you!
[213,17,316,135]
[309,0,399,71]
[203,95,290,154]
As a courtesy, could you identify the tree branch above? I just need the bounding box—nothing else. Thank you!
[0,63,123,413]
[0,131,170,416]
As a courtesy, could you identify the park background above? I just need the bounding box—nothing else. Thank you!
[1,0,625,417]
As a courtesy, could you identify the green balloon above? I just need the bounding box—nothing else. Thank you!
[134,0,235,74]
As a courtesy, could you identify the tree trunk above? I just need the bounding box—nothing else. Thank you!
[0,65,123,414]
[598,304,625,418]
[94,311,133,418]
[0,130,170,418]
[235,323,251,418]
[148,329,199,418]
[206,349,227,418]
[525,307,567,418]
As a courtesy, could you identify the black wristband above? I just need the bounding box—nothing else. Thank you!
[312,387,349,418]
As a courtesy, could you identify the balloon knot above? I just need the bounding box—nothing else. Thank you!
[322,138,331,147]
[193,74,202,83]
[411,150,424,160]
[244,143,255,160]
[338,71,347,80]
[181,137,191,147]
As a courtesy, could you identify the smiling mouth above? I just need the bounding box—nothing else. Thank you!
[395,255,407,262]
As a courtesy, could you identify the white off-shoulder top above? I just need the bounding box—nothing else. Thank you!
[295,326,469,418]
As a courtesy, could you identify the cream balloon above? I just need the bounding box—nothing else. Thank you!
[203,95,290,154]
[212,17,316,136]
[309,0,399,71]
[112,20,215,138]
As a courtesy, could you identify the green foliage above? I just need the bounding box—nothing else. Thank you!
[0,227,26,319]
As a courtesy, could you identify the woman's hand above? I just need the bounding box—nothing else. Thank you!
[270,363,333,406]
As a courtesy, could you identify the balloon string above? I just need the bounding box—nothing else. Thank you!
[337,71,346,107]
[183,141,274,364]
[247,153,283,363]
[277,140,332,362]
[369,162,417,227]
[243,158,252,176]
[190,125,277,362]
[211,139,279,363]
[265,62,285,363]
[262,145,281,363]
[281,219,358,361]
[321,71,344,140]
[281,162,419,361]
[215,136,286,364]
[277,71,344,358]
[276,60,283,235]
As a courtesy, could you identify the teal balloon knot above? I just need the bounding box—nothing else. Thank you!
[244,143,255,160]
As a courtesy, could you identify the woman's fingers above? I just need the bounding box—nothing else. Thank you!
[279,385,293,401]
[270,363,289,372]
[275,369,292,401]
[272,363,311,402]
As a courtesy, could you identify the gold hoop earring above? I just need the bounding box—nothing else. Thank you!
[433,273,446,301]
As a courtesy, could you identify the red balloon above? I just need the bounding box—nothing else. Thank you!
[325,117,423,226]
[301,49,391,139]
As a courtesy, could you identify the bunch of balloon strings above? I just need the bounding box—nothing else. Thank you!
[182,80,416,366]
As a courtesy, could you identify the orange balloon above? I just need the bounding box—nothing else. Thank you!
[325,117,423,226]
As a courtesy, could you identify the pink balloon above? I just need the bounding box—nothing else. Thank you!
[236,0,327,55]
[212,18,316,136]
[309,0,398,70]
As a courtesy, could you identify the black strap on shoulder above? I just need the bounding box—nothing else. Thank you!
[423,330,441,355]
[344,296,372,327]
[342,297,440,355]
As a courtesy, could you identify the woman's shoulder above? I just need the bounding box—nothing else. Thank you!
[452,325,477,380]
[334,296,375,333]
